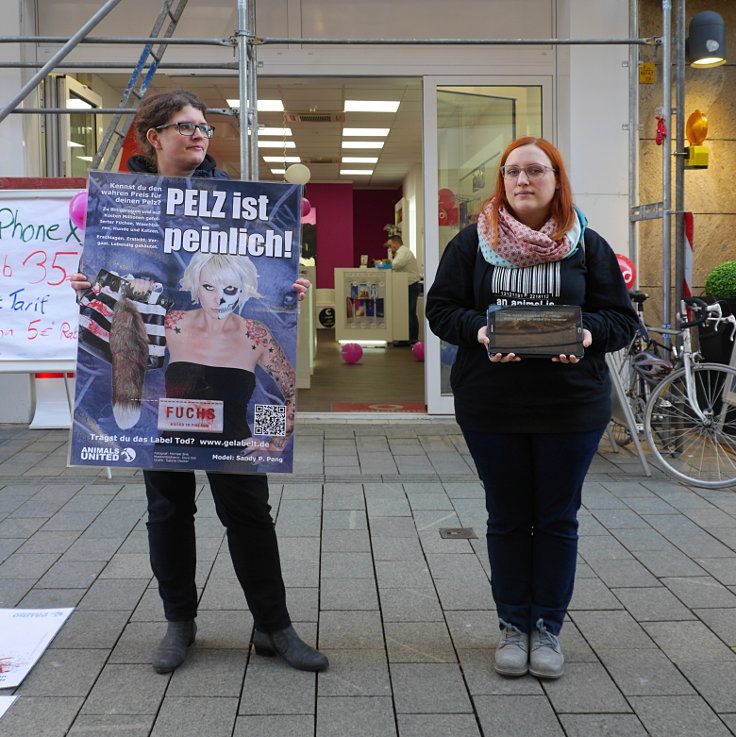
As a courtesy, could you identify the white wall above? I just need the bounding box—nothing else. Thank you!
[1,0,42,177]
[402,163,424,270]
[557,0,630,254]
[0,1,36,421]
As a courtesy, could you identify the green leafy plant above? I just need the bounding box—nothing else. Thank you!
[705,261,736,299]
[383,223,402,237]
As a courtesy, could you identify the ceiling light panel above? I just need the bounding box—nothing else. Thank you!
[257,140,296,148]
[262,155,301,163]
[343,128,390,137]
[344,100,400,113]
[342,156,379,163]
[341,141,385,149]
[227,99,284,111]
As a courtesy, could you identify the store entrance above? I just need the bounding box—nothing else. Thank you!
[296,330,425,413]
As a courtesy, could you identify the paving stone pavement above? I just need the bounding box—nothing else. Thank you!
[0,418,735,737]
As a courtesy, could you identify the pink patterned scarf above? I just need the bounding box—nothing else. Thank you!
[477,199,571,268]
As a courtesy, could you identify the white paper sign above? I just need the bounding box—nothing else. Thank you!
[0,190,82,364]
[0,607,73,688]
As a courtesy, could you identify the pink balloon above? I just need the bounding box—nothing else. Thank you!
[341,343,363,364]
[411,341,425,361]
[69,190,88,230]
[301,198,312,217]
[616,254,637,289]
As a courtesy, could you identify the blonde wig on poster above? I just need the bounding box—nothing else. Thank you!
[180,253,261,304]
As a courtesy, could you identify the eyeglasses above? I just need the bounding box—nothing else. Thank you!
[155,122,215,138]
[500,164,556,180]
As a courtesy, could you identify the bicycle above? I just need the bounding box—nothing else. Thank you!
[610,293,736,489]
[609,292,672,448]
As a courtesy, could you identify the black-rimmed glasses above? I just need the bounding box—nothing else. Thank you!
[500,164,556,180]
[155,122,215,138]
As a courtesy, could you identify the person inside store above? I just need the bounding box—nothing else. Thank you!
[70,89,328,675]
[425,136,637,680]
[385,234,422,345]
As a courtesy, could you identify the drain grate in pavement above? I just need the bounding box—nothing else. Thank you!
[439,527,477,539]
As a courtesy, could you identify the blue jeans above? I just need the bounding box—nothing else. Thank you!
[462,427,605,635]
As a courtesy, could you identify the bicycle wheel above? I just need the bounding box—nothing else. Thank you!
[644,363,736,489]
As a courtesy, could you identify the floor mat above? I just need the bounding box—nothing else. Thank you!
[331,402,426,412]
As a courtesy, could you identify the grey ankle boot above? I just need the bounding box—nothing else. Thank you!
[529,619,564,679]
[494,621,529,677]
[252,625,329,672]
[152,620,196,674]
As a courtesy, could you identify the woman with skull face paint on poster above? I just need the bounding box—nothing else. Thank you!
[132,252,296,450]
[70,90,328,677]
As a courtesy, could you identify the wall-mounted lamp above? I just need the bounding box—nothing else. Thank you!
[686,10,727,68]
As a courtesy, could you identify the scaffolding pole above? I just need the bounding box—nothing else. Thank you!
[10,107,236,115]
[0,62,238,69]
[628,0,640,271]
[661,0,673,331]
[237,0,254,179]
[0,0,122,125]
[247,1,259,179]
[0,35,659,47]
[0,36,232,45]
[674,0,686,319]
[255,37,659,45]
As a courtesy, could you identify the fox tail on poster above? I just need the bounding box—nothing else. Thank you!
[110,297,148,429]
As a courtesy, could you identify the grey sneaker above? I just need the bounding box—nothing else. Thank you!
[529,619,564,679]
[494,622,529,677]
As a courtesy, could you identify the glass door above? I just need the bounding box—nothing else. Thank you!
[423,77,551,414]
[44,76,102,178]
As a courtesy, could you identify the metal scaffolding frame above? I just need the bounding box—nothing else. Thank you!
[0,0,692,326]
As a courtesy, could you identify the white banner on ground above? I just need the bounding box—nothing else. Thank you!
[0,696,17,722]
[0,607,74,688]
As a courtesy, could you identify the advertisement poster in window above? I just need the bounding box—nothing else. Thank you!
[69,171,302,473]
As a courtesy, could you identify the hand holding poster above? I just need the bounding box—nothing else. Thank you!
[69,171,302,474]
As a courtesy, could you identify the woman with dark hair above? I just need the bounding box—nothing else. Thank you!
[71,89,327,675]
[426,137,637,680]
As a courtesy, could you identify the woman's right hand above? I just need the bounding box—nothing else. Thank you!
[477,325,521,363]
[70,272,91,297]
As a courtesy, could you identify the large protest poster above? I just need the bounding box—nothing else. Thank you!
[69,171,301,474]
[0,190,82,367]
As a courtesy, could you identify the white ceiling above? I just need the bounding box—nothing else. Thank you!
[109,74,423,186]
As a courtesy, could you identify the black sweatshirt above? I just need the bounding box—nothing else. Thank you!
[425,224,638,433]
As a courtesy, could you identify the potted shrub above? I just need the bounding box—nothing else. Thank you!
[699,261,736,364]
[705,261,736,314]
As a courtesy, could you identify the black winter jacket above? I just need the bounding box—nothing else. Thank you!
[126,153,229,179]
[425,224,638,433]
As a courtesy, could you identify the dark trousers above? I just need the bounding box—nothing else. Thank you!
[144,469,291,633]
[462,427,605,635]
[408,281,422,343]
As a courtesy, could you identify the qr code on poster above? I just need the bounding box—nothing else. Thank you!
[254,404,287,436]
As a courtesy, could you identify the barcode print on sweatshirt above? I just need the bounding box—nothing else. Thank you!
[491,261,562,299]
